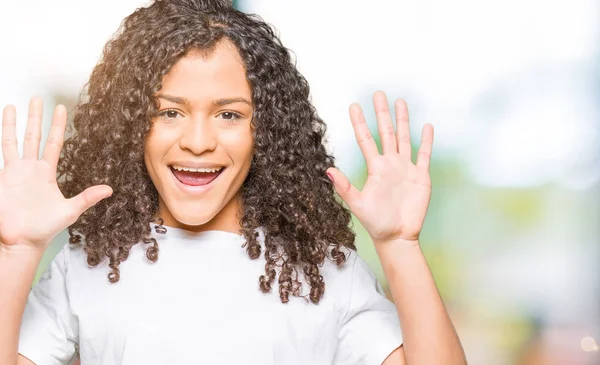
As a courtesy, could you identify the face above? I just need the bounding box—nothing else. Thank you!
[144,40,254,233]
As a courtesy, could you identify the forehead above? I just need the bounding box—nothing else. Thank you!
[160,40,251,100]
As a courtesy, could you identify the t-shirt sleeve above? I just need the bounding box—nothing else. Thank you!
[18,245,78,365]
[333,253,403,365]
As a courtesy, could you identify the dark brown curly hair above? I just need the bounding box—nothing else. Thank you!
[57,0,356,304]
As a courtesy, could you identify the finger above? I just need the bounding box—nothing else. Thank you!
[395,99,412,160]
[67,185,113,220]
[349,103,379,162]
[373,91,397,155]
[23,97,43,159]
[42,105,67,170]
[416,123,434,171]
[2,105,19,164]
[326,168,360,212]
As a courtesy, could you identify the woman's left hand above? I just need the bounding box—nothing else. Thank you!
[326,91,434,244]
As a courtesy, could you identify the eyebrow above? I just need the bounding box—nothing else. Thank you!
[213,97,252,107]
[157,94,189,105]
[157,94,252,107]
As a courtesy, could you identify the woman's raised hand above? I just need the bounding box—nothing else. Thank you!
[0,97,112,251]
[326,91,433,244]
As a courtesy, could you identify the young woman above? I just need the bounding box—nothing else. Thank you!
[0,0,466,364]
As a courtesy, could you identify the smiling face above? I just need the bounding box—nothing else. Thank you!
[144,40,254,233]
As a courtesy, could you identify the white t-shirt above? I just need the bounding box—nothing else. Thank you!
[18,225,403,365]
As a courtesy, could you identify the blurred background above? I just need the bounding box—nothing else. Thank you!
[1,0,598,364]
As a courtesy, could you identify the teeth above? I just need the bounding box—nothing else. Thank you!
[172,165,223,173]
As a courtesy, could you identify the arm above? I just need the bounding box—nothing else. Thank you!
[377,240,465,365]
[0,99,112,365]
[326,91,466,364]
[0,245,43,365]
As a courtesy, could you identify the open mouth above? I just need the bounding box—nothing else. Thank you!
[169,166,225,187]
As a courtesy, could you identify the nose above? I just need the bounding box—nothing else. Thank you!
[178,116,218,154]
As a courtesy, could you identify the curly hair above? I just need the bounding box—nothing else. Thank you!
[57,0,356,304]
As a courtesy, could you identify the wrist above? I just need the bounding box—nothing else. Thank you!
[372,237,424,269]
[0,241,46,259]
[372,236,420,250]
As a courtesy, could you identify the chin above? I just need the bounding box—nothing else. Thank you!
[172,213,216,227]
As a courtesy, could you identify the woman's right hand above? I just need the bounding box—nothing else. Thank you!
[0,97,112,251]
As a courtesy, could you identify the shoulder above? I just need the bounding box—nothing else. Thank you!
[322,246,396,319]
[35,240,88,286]
[319,246,383,305]
[321,246,378,289]
[319,245,359,283]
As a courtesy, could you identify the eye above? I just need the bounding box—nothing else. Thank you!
[217,111,243,121]
[156,109,183,119]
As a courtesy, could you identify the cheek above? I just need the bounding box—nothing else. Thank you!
[144,127,175,163]
[238,138,255,165]
[143,138,158,169]
[223,129,254,163]
[143,136,171,185]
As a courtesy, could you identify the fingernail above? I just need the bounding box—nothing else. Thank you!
[326,172,334,183]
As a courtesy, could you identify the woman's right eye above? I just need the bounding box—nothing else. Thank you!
[157,109,182,119]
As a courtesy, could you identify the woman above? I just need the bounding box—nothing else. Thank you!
[0,0,466,364]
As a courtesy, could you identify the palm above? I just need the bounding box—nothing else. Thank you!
[327,92,433,243]
[0,98,112,249]
[0,160,70,247]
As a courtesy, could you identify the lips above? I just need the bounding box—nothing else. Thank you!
[170,166,224,186]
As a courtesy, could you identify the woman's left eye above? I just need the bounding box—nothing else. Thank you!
[157,109,182,119]
[217,111,242,121]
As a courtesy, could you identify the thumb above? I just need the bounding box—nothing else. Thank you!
[68,185,113,218]
[326,167,359,211]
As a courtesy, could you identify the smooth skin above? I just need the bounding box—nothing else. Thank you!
[145,42,255,233]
